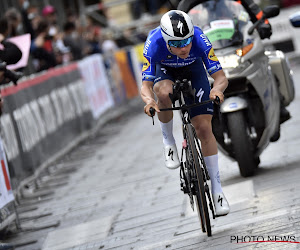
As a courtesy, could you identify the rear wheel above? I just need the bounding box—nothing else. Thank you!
[186,124,212,236]
[227,111,257,177]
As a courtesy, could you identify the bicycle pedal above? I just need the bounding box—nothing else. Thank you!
[181,188,188,194]
[180,183,188,193]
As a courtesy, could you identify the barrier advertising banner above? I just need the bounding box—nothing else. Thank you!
[0,137,14,209]
[78,54,114,119]
[115,50,139,99]
[1,63,93,182]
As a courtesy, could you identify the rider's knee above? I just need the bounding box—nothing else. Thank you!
[194,122,213,142]
[154,82,172,104]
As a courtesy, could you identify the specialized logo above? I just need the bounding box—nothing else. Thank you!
[169,11,189,37]
[167,55,172,59]
[177,21,184,35]
[168,148,174,160]
[161,67,167,74]
[208,48,218,62]
[196,88,204,102]
[218,195,223,206]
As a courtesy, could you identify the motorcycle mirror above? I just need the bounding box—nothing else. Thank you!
[262,5,280,18]
[248,5,280,35]
[289,12,300,27]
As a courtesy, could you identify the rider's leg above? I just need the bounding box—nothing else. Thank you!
[154,80,175,144]
[192,114,230,216]
[191,114,220,192]
[154,80,180,169]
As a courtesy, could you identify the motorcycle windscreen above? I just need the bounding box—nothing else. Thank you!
[189,0,250,49]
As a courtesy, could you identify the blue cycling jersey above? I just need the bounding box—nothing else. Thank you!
[142,26,222,82]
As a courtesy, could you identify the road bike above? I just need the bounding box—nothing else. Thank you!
[150,79,219,236]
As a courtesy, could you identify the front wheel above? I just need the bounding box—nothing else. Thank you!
[227,111,257,177]
[186,124,212,236]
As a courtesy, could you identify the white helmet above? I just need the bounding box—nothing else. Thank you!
[160,10,194,47]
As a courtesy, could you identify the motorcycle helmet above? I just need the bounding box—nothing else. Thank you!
[160,10,194,48]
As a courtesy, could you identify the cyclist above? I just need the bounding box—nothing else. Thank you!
[140,10,229,216]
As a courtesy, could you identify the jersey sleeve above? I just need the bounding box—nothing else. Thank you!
[196,30,223,75]
[142,33,157,82]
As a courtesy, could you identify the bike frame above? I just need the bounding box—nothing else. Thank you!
[156,79,217,236]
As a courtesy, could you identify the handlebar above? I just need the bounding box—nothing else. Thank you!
[149,96,220,126]
[159,96,220,112]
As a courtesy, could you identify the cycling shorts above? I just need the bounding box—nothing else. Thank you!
[154,58,213,118]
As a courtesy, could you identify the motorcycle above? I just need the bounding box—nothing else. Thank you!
[187,0,295,177]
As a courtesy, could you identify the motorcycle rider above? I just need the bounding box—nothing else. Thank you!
[177,0,291,123]
[141,10,230,216]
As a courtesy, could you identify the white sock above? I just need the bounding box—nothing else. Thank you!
[204,154,223,194]
[159,119,176,146]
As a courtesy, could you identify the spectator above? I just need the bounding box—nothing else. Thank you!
[20,1,41,40]
[42,5,70,64]
[62,21,83,61]
[0,17,22,117]
[101,30,118,67]
[131,0,160,19]
[84,16,102,55]
[0,18,22,65]
[5,8,23,37]
[30,19,57,72]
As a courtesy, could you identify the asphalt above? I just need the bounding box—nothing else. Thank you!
[1,59,300,250]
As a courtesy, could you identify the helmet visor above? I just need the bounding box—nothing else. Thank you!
[168,36,193,48]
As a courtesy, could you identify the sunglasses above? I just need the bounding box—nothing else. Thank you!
[168,36,193,48]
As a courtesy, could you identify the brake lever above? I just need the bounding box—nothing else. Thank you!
[214,96,221,105]
[149,107,155,125]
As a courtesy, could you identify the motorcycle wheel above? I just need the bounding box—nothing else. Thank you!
[227,111,256,177]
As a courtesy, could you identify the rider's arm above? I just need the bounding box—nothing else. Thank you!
[210,70,228,103]
[140,80,160,116]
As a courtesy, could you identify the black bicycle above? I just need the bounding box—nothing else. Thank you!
[150,79,219,236]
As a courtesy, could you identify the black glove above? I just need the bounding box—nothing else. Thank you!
[257,22,272,39]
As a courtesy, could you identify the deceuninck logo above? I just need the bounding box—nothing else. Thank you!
[230,235,299,244]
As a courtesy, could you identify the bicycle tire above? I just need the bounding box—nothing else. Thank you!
[186,123,212,236]
[184,143,206,234]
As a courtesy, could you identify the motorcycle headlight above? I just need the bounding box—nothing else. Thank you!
[218,43,254,70]
[218,54,240,68]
